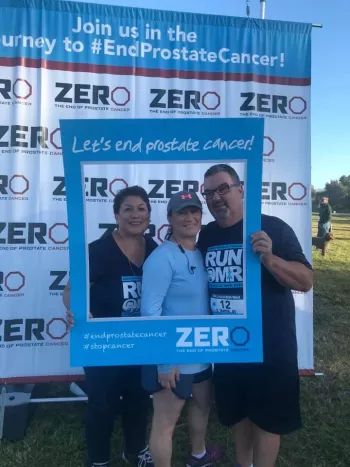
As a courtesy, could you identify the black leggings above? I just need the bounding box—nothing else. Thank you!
[84,365,150,464]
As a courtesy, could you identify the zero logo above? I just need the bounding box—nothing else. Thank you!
[230,327,250,346]
[201,92,220,110]
[4,271,25,292]
[111,87,130,107]
[150,89,221,111]
[176,327,230,347]
[148,180,200,199]
[48,223,68,244]
[262,182,308,202]
[12,79,32,100]
[288,182,307,201]
[9,175,29,195]
[49,271,68,291]
[0,222,69,245]
[109,178,128,196]
[288,97,307,115]
[157,224,171,243]
[50,128,62,150]
[240,93,307,116]
[263,136,275,157]
[0,174,29,195]
[0,318,70,342]
[55,83,131,106]
[46,318,69,340]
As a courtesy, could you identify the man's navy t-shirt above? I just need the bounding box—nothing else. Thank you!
[197,214,312,367]
[88,234,158,318]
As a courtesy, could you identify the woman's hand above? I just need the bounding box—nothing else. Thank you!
[158,368,180,390]
[66,309,75,328]
[65,309,92,329]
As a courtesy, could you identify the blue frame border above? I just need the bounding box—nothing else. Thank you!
[60,118,264,367]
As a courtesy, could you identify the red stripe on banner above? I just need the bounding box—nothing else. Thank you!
[0,57,311,86]
[299,369,316,376]
[0,375,85,384]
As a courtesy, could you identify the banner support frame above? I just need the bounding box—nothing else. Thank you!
[260,0,323,27]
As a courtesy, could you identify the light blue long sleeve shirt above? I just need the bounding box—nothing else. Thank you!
[141,240,210,375]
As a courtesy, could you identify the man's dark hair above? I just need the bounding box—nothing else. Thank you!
[204,164,240,184]
[113,185,151,214]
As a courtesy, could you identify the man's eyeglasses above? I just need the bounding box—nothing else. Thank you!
[202,183,240,200]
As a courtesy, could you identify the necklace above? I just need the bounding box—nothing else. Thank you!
[114,230,145,276]
[128,259,138,277]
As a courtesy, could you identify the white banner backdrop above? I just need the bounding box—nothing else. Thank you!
[0,2,313,381]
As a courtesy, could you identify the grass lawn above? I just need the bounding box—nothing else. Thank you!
[0,215,349,467]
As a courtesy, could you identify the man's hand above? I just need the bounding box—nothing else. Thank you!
[158,368,180,390]
[251,231,274,267]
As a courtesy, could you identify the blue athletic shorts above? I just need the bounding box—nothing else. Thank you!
[141,365,212,400]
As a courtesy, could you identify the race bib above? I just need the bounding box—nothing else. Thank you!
[121,276,142,317]
[205,244,246,318]
[210,294,245,316]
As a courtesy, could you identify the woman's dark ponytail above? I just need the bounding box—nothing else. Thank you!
[165,210,173,240]
[165,226,173,240]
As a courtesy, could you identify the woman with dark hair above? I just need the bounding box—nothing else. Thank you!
[141,191,224,467]
[63,186,156,467]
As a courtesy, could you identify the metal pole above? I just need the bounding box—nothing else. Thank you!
[258,0,322,28]
[29,397,88,403]
[0,386,6,439]
[260,0,266,19]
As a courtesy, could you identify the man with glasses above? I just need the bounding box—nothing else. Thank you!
[197,164,313,467]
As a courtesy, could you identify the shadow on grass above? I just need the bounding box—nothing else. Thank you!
[330,218,350,225]
[313,266,349,310]
[331,227,350,232]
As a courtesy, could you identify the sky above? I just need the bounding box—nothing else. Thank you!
[70,0,350,189]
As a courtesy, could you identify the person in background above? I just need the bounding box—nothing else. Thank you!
[197,164,313,467]
[317,196,332,237]
[141,191,224,467]
[63,186,156,467]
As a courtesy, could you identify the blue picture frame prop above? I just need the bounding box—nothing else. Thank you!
[60,118,264,367]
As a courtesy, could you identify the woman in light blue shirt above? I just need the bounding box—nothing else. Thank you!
[141,191,224,467]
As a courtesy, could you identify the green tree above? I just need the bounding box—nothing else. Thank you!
[323,176,350,212]
[311,185,317,203]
